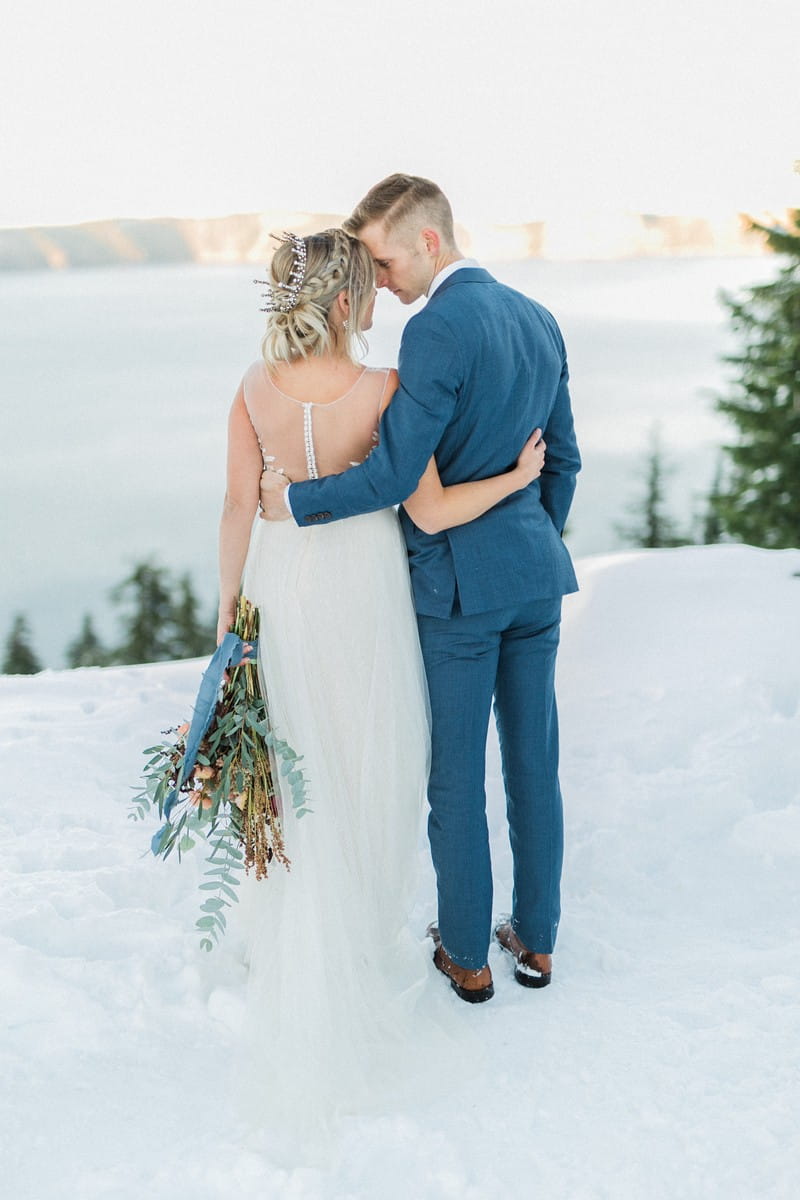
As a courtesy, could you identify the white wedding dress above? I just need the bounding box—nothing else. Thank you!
[232,362,438,1154]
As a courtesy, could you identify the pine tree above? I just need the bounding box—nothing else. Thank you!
[66,613,107,668]
[616,426,689,548]
[713,210,800,547]
[105,561,214,665]
[699,457,725,545]
[171,572,214,658]
[2,613,42,674]
[109,561,177,665]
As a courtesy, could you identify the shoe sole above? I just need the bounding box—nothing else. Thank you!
[513,963,551,989]
[450,976,495,1003]
[494,930,552,989]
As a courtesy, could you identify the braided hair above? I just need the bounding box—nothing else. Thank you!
[261,228,375,366]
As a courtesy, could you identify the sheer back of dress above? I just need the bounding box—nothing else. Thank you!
[241,361,391,481]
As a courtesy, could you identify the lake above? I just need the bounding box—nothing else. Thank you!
[0,255,775,667]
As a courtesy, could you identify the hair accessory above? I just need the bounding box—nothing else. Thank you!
[255,233,308,313]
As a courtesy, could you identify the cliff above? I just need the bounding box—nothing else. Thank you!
[0,209,770,271]
[0,211,345,272]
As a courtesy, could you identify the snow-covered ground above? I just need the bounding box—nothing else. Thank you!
[2,546,799,1199]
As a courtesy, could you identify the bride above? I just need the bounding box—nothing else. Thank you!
[217,229,543,1148]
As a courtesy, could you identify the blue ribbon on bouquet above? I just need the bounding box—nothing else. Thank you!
[151,632,258,854]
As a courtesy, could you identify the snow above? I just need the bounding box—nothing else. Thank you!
[2,545,799,1199]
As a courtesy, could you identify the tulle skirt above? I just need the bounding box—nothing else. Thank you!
[234,508,436,1154]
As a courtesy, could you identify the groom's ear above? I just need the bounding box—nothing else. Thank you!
[420,227,441,257]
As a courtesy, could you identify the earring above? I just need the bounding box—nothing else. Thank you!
[343,319,349,331]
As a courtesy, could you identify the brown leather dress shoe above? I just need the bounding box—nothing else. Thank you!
[494,921,552,988]
[427,923,494,1003]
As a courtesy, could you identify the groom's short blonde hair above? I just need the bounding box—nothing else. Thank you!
[344,174,456,248]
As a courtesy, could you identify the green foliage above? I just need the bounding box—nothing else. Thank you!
[67,559,215,668]
[132,698,311,950]
[712,210,800,548]
[109,560,179,665]
[698,457,725,545]
[197,828,242,951]
[615,426,691,549]
[65,613,108,668]
[171,572,216,658]
[2,613,42,675]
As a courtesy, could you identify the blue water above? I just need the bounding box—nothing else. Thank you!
[0,256,774,667]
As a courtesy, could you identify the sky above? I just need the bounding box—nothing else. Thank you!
[1,0,798,230]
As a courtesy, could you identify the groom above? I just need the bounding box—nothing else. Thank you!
[260,175,581,1002]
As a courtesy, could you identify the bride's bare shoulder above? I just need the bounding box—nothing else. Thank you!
[242,359,266,382]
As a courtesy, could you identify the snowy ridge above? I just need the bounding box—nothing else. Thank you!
[1,546,798,1198]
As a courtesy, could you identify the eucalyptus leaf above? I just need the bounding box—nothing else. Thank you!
[212,842,243,862]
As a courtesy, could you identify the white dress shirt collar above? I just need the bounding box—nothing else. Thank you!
[426,257,480,298]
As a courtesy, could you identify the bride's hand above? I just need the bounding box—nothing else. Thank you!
[515,428,546,486]
[259,468,292,522]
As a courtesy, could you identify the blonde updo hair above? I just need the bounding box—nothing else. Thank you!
[261,228,375,367]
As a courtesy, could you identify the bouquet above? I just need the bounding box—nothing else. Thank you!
[130,595,310,950]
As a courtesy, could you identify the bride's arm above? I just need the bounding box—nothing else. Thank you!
[402,433,545,535]
[217,384,263,642]
[376,370,546,535]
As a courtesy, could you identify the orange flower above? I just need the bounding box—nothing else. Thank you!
[177,722,190,738]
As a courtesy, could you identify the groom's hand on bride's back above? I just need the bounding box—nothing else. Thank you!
[259,469,292,522]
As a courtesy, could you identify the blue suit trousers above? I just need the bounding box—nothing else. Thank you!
[416,596,564,969]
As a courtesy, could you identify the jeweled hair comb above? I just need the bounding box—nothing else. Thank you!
[255,232,308,313]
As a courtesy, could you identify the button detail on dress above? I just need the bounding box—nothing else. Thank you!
[303,404,319,480]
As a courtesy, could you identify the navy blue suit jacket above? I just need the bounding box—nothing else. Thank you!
[288,267,581,617]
